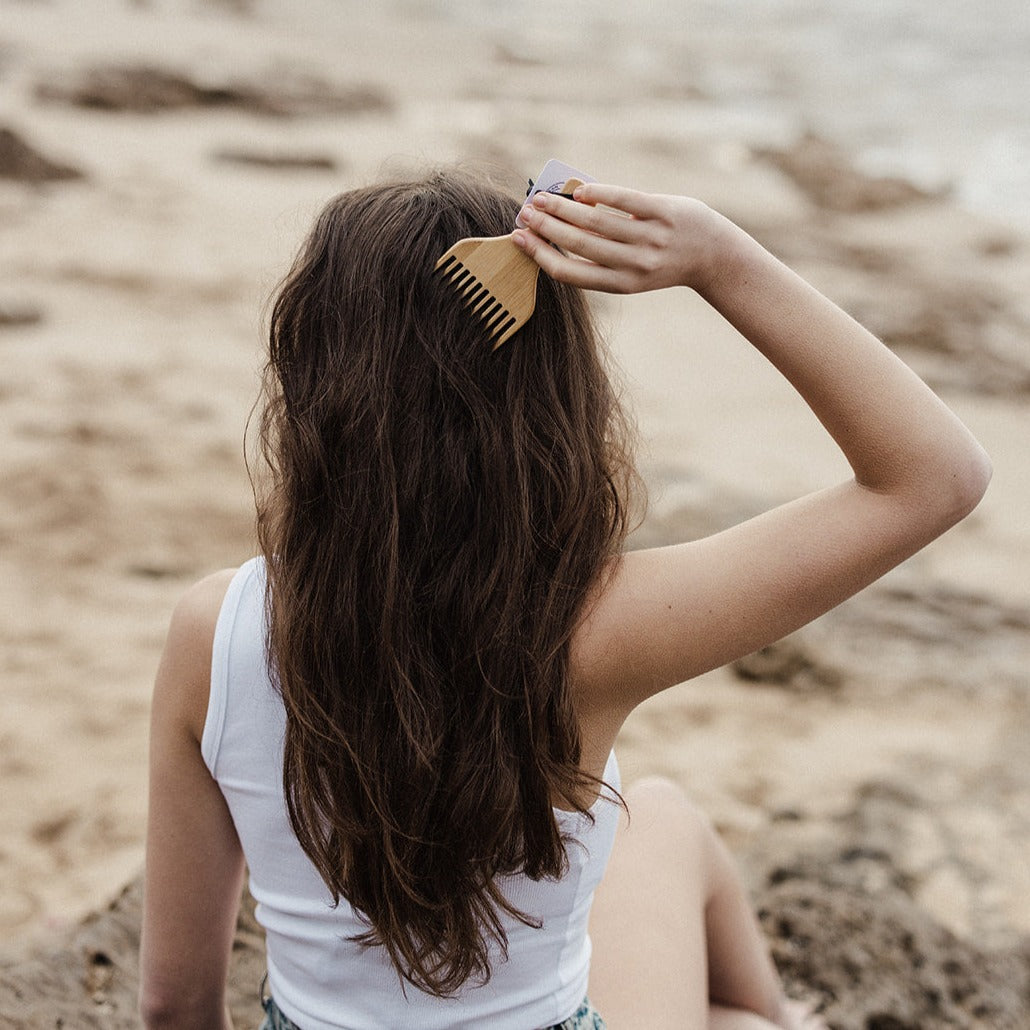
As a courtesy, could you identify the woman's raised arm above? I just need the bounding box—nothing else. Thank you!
[514,184,991,712]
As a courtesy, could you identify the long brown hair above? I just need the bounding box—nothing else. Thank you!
[255,170,635,995]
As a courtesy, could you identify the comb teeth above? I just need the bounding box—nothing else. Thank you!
[435,233,541,349]
[437,258,513,343]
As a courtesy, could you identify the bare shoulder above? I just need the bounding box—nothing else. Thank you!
[164,568,239,672]
[169,567,239,631]
[153,567,240,742]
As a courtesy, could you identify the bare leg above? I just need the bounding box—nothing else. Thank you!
[709,1008,782,1030]
[711,1001,826,1030]
[588,777,816,1030]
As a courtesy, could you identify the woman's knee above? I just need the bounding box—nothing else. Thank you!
[622,777,732,895]
[625,775,707,818]
[625,777,716,845]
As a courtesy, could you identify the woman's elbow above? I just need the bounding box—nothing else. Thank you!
[139,989,182,1030]
[894,438,992,545]
[139,986,228,1030]
[139,990,174,1029]
[945,440,992,525]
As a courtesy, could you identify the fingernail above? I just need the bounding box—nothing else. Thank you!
[511,229,527,249]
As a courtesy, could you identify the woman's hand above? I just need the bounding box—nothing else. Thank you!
[512,183,728,295]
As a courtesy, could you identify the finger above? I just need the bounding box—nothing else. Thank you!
[570,182,668,220]
[526,190,648,247]
[518,203,635,268]
[511,229,630,294]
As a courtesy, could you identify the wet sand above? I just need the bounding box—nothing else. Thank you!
[1,2,1029,1027]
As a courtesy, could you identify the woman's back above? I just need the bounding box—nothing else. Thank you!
[204,557,620,1030]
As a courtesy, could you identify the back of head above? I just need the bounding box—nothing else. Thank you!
[256,170,634,995]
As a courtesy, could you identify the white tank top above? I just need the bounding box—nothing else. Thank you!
[202,557,621,1030]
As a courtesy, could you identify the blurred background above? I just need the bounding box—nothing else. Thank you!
[1,1,1028,1025]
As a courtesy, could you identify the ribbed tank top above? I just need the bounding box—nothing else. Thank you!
[202,557,621,1030]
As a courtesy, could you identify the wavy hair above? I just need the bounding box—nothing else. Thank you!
[254,170,636,995]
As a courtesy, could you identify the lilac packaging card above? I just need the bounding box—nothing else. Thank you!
[515,159,596,228]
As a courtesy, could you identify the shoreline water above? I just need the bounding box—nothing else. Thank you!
[408,0,1030,229]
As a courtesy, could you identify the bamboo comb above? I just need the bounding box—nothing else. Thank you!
[435,178,585,349]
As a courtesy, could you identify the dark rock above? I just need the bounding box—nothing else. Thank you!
[732,636,844,693]
[211,147,338,171]
[0,128,83,184]
[34,64,394,119]
[756,133,943,214]
[758,878,1030,1029]
[0,302,44,328]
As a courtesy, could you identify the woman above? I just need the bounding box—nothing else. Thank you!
[139,172,990,1029]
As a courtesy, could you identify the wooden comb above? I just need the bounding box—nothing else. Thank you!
[435,178,584,349]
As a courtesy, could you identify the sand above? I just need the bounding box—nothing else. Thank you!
[1,2,1029,1027]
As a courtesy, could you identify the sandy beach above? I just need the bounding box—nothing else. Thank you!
[1,1,1029,1026]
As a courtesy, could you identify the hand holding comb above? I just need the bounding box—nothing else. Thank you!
[435,171,588,349]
